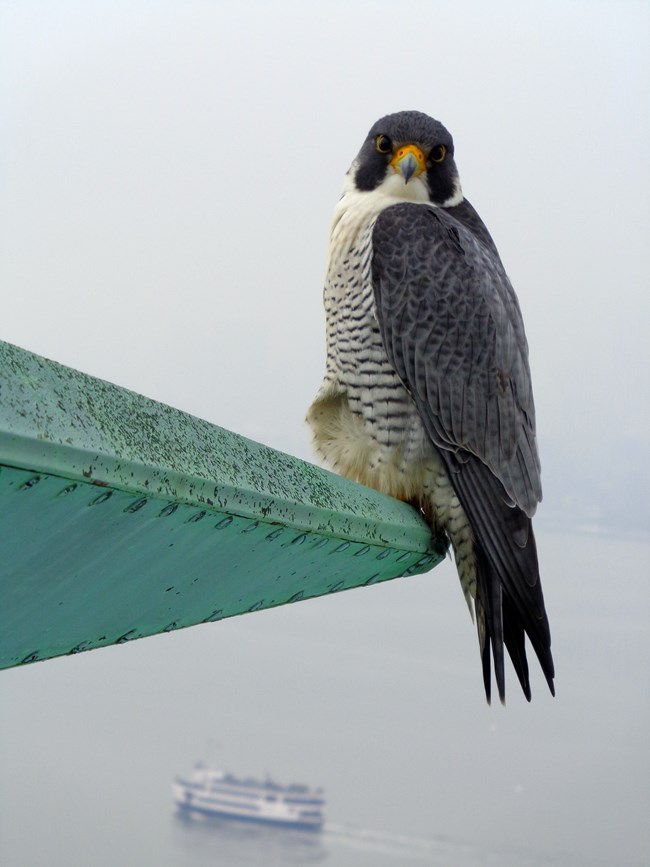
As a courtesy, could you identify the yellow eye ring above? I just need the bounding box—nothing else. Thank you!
[375,134,392,154]
[431,144,446,163]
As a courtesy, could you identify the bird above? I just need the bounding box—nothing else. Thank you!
[306,110,554,703]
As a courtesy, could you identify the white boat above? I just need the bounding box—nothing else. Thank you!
[172,765,325,831]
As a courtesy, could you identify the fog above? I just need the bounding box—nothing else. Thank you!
[1,2,649,865]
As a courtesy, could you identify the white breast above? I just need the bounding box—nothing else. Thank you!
[307,173,437,500]
[307,170,476,607]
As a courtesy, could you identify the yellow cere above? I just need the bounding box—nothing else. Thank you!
[390,143,426,176]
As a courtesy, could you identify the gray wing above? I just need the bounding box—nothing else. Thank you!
[372,201,541,517]
[372,202,553,701]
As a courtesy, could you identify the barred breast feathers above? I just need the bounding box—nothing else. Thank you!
[306,161,478,614]
[308,165,438,500]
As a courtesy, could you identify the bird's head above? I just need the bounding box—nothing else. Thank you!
[350,110,463,207]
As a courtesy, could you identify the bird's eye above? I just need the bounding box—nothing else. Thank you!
[375,134,392,154]
[430,144,446,164]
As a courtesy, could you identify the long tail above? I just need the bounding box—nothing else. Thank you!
[440,451,555,703]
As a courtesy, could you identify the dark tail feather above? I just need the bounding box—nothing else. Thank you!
[440,449,555,702]
[502,594,532,701]
[476,552,536,704]
[476,596,492,704]
[476,549,506,703]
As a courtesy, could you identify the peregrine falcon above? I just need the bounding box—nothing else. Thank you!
[307,110,554,703]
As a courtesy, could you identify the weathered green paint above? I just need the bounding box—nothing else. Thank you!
[0,340,441,669]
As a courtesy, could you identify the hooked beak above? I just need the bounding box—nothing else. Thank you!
[390,143,426,183]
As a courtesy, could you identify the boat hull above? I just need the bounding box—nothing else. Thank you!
[175,800,323,832]
[173,778,324,832]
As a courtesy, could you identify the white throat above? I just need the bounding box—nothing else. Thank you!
[328,162,463,262]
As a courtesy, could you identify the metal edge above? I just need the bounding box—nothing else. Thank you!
[0,340,436,553]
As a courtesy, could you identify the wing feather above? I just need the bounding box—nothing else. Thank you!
[372,202,541,515]
[371,201,554,700]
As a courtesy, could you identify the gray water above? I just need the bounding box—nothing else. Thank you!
[1,530,648,867]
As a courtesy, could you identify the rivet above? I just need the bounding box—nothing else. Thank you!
[116,630,137,644]
[163,622,177,632]
[354,545,371,557]
[124,498,148,513]
[287,591,304,603]
[19,476,41,491]
[376,549,392,560]
[159,503,178,517]
[89,491,112,506]
[364,573,382,586]
[215,516,233,530]
[291,533,307,545]
[313,538,329,549]
[69,641,91,654]
[21,650,39,664]
[249,600,264,611]
[328,581,344,593]
[241,522,259,534]
[57,483,78,498]
[396,551,412,562]
[187,510,206,523]
[203,609,223,623]
[265,528,284,541]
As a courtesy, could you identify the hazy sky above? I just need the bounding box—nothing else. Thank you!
[1,3,649,866]
[1,0,648,468]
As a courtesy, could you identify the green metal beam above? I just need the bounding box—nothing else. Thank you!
[0,340,441,670]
